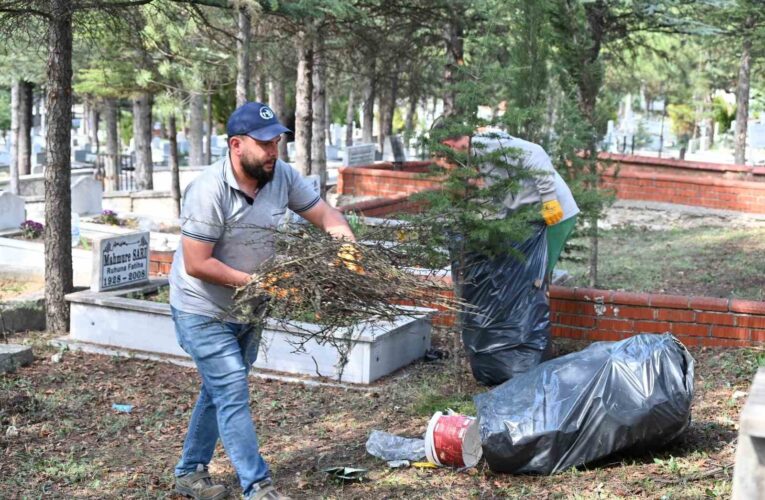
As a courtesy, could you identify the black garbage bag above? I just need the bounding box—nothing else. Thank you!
[455,224,551,386]
[474,333,695,474]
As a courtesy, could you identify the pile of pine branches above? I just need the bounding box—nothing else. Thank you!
[228,225,461,374]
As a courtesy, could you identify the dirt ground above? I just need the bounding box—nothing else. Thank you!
[0,278,45,301]
[2,329,763,499]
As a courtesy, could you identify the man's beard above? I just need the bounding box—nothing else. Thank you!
[241,156,275,188]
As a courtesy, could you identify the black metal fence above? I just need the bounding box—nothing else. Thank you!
[95,153,135,191]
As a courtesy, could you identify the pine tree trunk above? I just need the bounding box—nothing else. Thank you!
[45,0,74,334]
[443,19,463,117]
[387,69,399,136]
[104,98,120,191]
[169,113,181,219]
[377,80,387,153]
[405,94,418,149]
[205,93,213,165]
[452,244,467,391]
[311,34,327,196]
[132,92,154,190]
[236,8,251,107]
[345,87,355,147]
[88,102,99,154]
[382,70,399,154]
[9,80,20,195]
[18,81,33,175]
[188,92,204,167]
[268,74,289,161]
[734,18,753,165]
[294,29,313,175]
[362,62,375,143]
[325,96,332,146]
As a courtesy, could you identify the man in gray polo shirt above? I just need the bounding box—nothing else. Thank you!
[169,102,355,500]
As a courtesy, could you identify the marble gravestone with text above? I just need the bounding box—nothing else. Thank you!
[91,231,151,292]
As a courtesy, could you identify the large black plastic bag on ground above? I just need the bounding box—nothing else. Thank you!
[474,334,695,474]
[455,224,551,386]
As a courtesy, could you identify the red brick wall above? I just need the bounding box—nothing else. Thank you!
[415,278,765,346]
[550,286,765,346]
[600,153,765,213]
[338,191,435,217]
[337,155,765,214]
[149,250,174,277]
[550,286,765,347]
[337,161,443,199]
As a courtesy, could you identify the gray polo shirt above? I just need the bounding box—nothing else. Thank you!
[169,156,320,322]
[473,130,579,221]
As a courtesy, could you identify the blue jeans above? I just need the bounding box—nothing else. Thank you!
[171,306,270,494]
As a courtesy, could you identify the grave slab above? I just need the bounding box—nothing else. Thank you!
[0,344,34,373]
[64,280,432,384]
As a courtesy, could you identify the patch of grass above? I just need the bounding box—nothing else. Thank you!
[563,226,765,300]
[127,286,170,303]
[37,455,97,485]
[410,388,476,416]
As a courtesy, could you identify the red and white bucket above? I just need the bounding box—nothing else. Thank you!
[425,411,482,468]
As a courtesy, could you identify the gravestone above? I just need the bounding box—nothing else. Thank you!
[71,176,103,215]
[326,144,340,161]
[74,149,89,163]
[0,192,25,230]
[382,135,406,163]
[91,231,151,292]
[34,152,46,167]
[343,143,376,167]
[287,142,296,161]
[331,124,346,147]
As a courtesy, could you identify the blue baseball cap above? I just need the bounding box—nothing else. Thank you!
[226,102,291,141]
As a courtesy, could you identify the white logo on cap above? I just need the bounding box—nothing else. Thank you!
[259,106,275,120]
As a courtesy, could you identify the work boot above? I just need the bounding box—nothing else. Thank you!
[175,464,228,500]
[245,479,291,500]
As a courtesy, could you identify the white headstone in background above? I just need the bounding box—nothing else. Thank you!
[326,144,340,161]
[91,231,150,292]
[71,176,103,215]
[0,192,25,230]
[287,142,296,161]
[343,143,376,167]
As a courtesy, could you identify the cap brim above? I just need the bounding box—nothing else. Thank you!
[246,123,291,141]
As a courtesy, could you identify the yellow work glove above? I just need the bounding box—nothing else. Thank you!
[541,199,564,226]
[337,243,365,275]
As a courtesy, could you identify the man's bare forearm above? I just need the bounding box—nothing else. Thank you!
[323,208,356,241]
[186,257,251,288]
